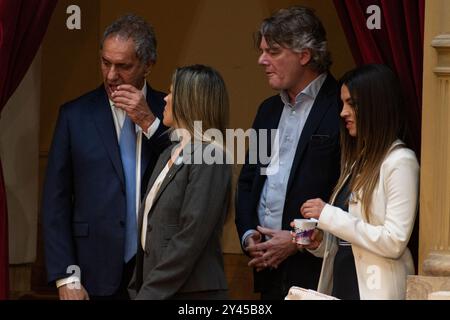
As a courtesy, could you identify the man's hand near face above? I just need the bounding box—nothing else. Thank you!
[111,84,156,132]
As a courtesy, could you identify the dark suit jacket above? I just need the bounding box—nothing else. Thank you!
[42,84,169,296]
[129,143,231,300]
[235,74,341,295]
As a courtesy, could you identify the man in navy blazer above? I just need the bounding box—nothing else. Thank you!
[235,6,341,299]
[42,15,169,299]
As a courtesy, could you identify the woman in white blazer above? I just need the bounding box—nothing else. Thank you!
[296,64,419,299]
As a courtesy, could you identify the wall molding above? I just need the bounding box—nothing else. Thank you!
[432,34,450,76]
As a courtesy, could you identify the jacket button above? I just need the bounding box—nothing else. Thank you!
[145,248,150,256]
[119,220,125,227]
[147,225,152,232]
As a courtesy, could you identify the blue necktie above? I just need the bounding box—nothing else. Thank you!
[119,115,137,262]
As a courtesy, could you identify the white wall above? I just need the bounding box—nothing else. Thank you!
[0,50,41,264]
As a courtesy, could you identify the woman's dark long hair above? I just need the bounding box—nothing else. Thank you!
[333,64,407,222]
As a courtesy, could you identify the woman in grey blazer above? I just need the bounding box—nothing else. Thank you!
[129,65,231,300]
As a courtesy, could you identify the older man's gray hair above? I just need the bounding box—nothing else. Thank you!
[102,14,157,65]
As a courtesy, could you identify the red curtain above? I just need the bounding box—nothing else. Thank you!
[0,0,57,299]
[333,0,424,157]
[333,0,424,272]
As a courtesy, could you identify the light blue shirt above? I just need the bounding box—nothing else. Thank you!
[242,73,327,245]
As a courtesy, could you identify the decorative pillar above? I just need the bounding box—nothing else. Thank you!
[419,0,450,276]
[406,1,450,299]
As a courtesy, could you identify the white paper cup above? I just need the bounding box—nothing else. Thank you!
[294,219,317,245]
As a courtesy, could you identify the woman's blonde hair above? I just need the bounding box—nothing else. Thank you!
[332,64,407,222]
[171,64,229,141]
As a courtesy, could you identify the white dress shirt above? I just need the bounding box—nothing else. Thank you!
[140,162,170,250]
[108,83,160,214]
[242,73,327,246]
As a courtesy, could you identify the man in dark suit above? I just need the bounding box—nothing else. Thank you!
[42,14,169,300]
[235,6,341,300]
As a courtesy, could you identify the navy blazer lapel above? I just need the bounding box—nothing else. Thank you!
[263,99,284,165]
[267,100,284,130]
[143,145,172,198]
[140,84,156,178]
[286,74,337,192]
[90,86,125,186]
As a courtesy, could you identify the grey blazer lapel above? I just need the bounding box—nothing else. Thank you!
[139,141,201,223]
[151,160,184,208]
[138,161,184,231]
[138,144,184,228]
[152,141,203,203]
[144,146,172,194]
[138,146,171,229]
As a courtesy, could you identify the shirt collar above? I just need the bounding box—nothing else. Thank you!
[280,73,327,106]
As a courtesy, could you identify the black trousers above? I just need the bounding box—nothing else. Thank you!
[259,268,288,300]
[331,246,360,300]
